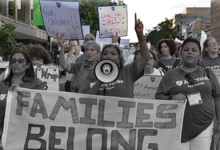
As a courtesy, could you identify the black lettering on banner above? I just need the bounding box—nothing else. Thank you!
[117,101,135,128]
[30,93,48,119]
[67,127,75,150]
[24,124,46,150]
[49,96,79,123]
[111,129,136,150]
[97,99,114,127]
[80,98,97,125]
[49,126,66,150]
[137,129,158,150]
[154,104,177,129]
[86,128,107,150]
[136,103,153,127]
[16,91,31,115]
[148,143,158,150]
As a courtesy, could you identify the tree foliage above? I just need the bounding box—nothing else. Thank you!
[0,19,27,60]
[145,18,177,47]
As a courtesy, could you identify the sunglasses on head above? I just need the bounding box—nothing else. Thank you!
[11,58,27,64]
[184,72,197,85]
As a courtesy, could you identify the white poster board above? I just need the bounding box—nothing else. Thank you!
[98,5,128,38]
[96,30,112,50]
[79,25,91,45]
[122,48,135,60]
[3,88,186,150]
[134,75,163,99]
[40,0,83,40]
[120,39,130,48]
[200,30,207,52]
[34,64,59,91]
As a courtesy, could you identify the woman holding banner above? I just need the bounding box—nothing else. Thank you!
[80,13,150,98]
[0,50,44,138]
[57,35,101,93]
[155,38,220,150]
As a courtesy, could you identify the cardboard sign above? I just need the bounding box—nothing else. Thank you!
[120,39,130,48]
[96,30,112,50]
[2,88,186,150]
[79,25,91,45]
[98,5,128,38]
[40,0,83,40]
[122,48,135,60]
[34,64,59,91]
[134,75,163,99]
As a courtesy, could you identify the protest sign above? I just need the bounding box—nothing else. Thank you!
[120,39,130,48]
[40,0,83,40]
[98,5,128,38]
[134,75,163,99]
[79,25,91,45]
[0,61,9,69]
[123,48,135,60]
[2,88,185,150]
[34,64,59,91]
[200,30,207,52]
[96,30,112,50]
[33,0,44,26]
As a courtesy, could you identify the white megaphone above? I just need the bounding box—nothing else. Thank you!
[94,59,119,83]
[175,38,183,44]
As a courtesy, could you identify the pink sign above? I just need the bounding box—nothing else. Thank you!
[98,5,127,38]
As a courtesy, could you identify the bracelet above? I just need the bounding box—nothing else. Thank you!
[139,38,145,43]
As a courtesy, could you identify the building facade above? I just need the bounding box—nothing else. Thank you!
[171,7,211,39]
[211,0,220,44]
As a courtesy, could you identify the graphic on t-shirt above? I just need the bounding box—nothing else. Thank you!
[176,81,183,86]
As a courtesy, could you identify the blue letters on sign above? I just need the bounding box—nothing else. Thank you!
[111,7,115,11]
[56,2,61,8]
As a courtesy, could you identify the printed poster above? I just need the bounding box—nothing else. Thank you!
[122,48,135,60]
[98,5,128,38]
[2,88,186,150]
[134,75,163,99]
[120,39,130,48]
[79,25,91,45]
[96,30,112,50]
[40,0,83,40]
[33,0,44,26]
[34,64,59,91]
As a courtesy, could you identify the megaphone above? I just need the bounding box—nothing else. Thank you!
[94,59,119,83]
[175,38,183,44]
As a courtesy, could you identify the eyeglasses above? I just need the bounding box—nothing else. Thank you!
[208,42,217,47]
[11,58,27,64]
[184,72,197,85]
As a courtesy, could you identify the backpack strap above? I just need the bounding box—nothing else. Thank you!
[172,59,180,69]
[157,61,169,72]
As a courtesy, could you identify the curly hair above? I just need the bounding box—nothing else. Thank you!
[202,37,217,59]
[156,39,177,56]
[5,50,35,86]
[28,45,52,64]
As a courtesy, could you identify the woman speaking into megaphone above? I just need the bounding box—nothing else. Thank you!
[80,13,151,98]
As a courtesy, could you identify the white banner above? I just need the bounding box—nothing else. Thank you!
[40,0,83,40]
[122,48,135,60]
[2,88,185,150]
[120,39,130,48]
[34,64,59,91]
[134,75,163,99]
[79,25,91,45]
[98,5,128,38]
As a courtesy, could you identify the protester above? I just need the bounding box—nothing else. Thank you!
[80,13,150,98]
[75,33,96,63]
[155,38,220,150]
[156,39,182,73]
[124,42,140,65]
[28,45,52,65]
[0,50,44,138]
[134,50,163,75]
[57,33,101,93]
[62,40,83,91]
[0,45,52,82]
[129,42,135,49]
[200,37,220,68]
